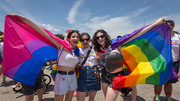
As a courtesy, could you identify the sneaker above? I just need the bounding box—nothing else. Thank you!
[1,81,9,86]
[73,92,77,97]
[12,85,16,88]
[165,98,171,101]
[120,93,130,97]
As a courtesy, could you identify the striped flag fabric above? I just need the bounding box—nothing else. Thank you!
[111,24,173,89]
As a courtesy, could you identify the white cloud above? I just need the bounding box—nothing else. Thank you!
[73,7,149,38]
[71,7,180,38]
[67,0,83,24]
[85,16,132,34]
[53,28,60,32]
[126,7,149,17]
[41,24,60,33]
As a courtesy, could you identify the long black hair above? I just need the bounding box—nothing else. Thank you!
[67,30,80,39]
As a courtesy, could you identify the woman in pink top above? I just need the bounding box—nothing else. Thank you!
[9,14,80,101]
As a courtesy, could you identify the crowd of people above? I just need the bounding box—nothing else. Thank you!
[0,14,180,101]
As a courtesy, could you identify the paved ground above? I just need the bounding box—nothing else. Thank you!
[0,68,180,101]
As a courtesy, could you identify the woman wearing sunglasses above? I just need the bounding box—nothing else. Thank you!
[77,32,101,101]
[92,18,165,101]
[8,14,81,101]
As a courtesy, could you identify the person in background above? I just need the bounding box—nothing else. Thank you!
[0,38,9,86]
[154,20,180,101]
[21,69,44,101]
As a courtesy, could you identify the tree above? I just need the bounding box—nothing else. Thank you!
[0,31,4,35]
[55,33,64,39]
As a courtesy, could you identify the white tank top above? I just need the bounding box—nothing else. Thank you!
[58,46,79,67]
[79,46,98,67]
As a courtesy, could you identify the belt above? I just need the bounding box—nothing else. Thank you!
[81,65,97,70]
[58,70,75,75]
[173,61,179,63]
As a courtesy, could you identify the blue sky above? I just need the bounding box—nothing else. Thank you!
[0,0,180,38]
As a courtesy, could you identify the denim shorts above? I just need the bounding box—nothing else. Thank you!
[77,68,101,92]
[168,61,179,83]
[22,70,43,95]
[54,71,77,95]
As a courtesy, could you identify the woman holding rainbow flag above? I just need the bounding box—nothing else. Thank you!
[92,18,166,101]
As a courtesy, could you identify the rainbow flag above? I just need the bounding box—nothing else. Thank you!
[111,24,173,89]
[3,15,72,86]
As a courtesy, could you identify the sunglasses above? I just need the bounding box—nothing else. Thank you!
[96,35,105,40]
[81,38,90,42]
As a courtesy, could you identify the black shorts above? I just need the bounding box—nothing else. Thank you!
[101,68,122,91]
[168,61,179,83]
[22,70,44,95]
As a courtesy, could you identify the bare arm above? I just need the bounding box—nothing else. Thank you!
[8,14,61,49]
[124,18,165,44]
[64,29,71,40]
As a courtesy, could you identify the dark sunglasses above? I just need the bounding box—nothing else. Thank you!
[81,38,90,42]
[96,35,105,40]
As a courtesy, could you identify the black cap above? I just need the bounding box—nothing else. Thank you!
[166,20,175,26]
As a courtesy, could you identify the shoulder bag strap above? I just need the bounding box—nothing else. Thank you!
[80,46,92,67]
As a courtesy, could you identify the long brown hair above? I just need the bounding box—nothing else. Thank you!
[80,32,90,41]
[92,29,111,52]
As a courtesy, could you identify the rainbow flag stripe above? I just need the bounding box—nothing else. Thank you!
[111,24,172,89]
[80,53,94,58]
[172,41,177,45]
[86,63,91,67]
[63,48,72,54]
[80,55,86,58]
[89,53,94,56]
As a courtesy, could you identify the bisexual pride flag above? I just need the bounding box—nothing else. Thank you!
[3,15,72,86]
[111,24,173,89]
